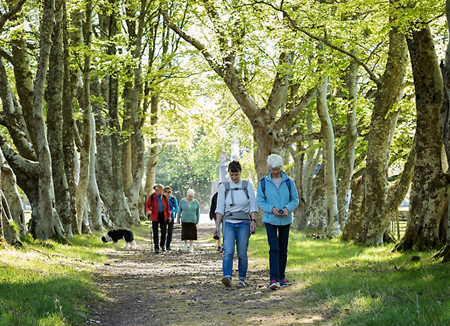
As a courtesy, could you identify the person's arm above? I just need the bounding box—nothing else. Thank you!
[177,200,182,224]
[145,195,152,217]
[165,197,172,222]
[196,201,200,224]
[215,212,223,236]
[247,181,257,233]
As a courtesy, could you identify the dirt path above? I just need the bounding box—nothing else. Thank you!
[86,224,325,326]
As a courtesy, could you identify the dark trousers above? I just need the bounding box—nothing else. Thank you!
[152,212,167,250]
[166,219,174,249]
[265,223,291,282]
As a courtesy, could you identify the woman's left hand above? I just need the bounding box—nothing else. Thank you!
[250,220,256,234]
[282,208,288,216]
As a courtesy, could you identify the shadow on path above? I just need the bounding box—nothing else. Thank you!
[86,224,324,326]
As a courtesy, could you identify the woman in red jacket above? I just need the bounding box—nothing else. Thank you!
[146,184,171,253]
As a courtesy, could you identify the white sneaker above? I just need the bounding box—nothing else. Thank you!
[183,243,188,251]
[189,246,194,253]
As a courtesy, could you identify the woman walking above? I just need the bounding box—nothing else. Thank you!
[215,161,257,288]
[256,154,299,290]
[177,189,200,253]
[146,184,171,254]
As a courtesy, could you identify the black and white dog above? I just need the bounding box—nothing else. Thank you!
[101,229,137,249]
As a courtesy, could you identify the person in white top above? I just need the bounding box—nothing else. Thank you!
[214,161,257,288]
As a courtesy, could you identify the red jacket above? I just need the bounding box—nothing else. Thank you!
[146,193,171,222]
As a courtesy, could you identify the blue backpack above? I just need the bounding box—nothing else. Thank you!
[260,176,292,202]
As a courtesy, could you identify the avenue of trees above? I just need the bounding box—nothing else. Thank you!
[1,0,450,258]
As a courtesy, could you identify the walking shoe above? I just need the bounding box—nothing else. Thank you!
[222,277,232,288]
[269,280,279,290]
[162,248,166,252]
[238,280,247,288]
[183,243,188,251]
[217,245,222,252]
[189,246,194,253]
[280,279,288,287]
[154,249,160,254]
[166,247,171,251]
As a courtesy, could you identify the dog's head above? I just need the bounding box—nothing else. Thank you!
[101,234,112,243]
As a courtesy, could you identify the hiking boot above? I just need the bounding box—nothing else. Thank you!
[238,280,247,288]
[280,279,288,287]
[222,277,232,288]
[269,280,279,290]
[154,249,160,254]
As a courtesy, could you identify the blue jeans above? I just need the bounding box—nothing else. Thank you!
[222,221,250,280]
[265,223,290,282]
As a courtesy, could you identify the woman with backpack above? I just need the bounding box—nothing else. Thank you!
[214,161,257,288]
[164,186,178,251]
[256,154,299,290]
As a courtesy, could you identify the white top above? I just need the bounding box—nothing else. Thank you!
[272,177,282,189]
[215,180,257,223]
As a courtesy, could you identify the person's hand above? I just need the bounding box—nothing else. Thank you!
[272,207,282,216]
[177,221,180,224]
[169,218,172,223]
[250,221,256,234]
[282,208,288,216]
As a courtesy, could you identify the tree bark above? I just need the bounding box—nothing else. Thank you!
[47,0,72,237]
[309,168,326,230]
[363,22,408,245]
[342,173,366,241]
[337,61,359,229]
[395,24,447,251]
[31,0,64,239]
[316,75,340,234]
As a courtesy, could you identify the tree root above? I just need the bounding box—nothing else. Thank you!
[433,245,450,262]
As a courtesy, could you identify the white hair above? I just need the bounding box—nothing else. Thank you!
[267,154,283,168]
[186,189,195,197]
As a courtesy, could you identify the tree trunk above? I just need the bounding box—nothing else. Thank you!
[434,0,450,261]
[309,168,326,230]
[363,23,408,245]
[62,3,77,238]
[30,0,66,240]
[291,145,308,230]
[0,148,24,239]
[87,110,103,231]
[47,0,72,237]
[395,24,447,251]
[342,173,366,241]
[144,96,160,195]
[316,75,340,233]
[337,61,359,229]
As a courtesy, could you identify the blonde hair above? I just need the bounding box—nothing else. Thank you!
[153,184,164,191]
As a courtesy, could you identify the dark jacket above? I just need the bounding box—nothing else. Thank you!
[209,192,218,220]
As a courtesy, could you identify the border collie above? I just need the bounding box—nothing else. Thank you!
[101,229,136,249]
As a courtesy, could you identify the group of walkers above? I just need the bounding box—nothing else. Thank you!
[145,185,200,254]
[146,153,299,290]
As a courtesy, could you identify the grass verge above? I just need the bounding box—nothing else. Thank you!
[249,229,450,325]
[0,231,109,326]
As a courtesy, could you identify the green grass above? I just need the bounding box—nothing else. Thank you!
[0,231,109,326]
[249,229,450,325]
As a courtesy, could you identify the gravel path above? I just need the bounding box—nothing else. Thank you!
[86,224,325,326]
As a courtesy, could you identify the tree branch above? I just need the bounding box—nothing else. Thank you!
[161,9,224,78]
[0,0,27,31]
[252,0,382,87]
